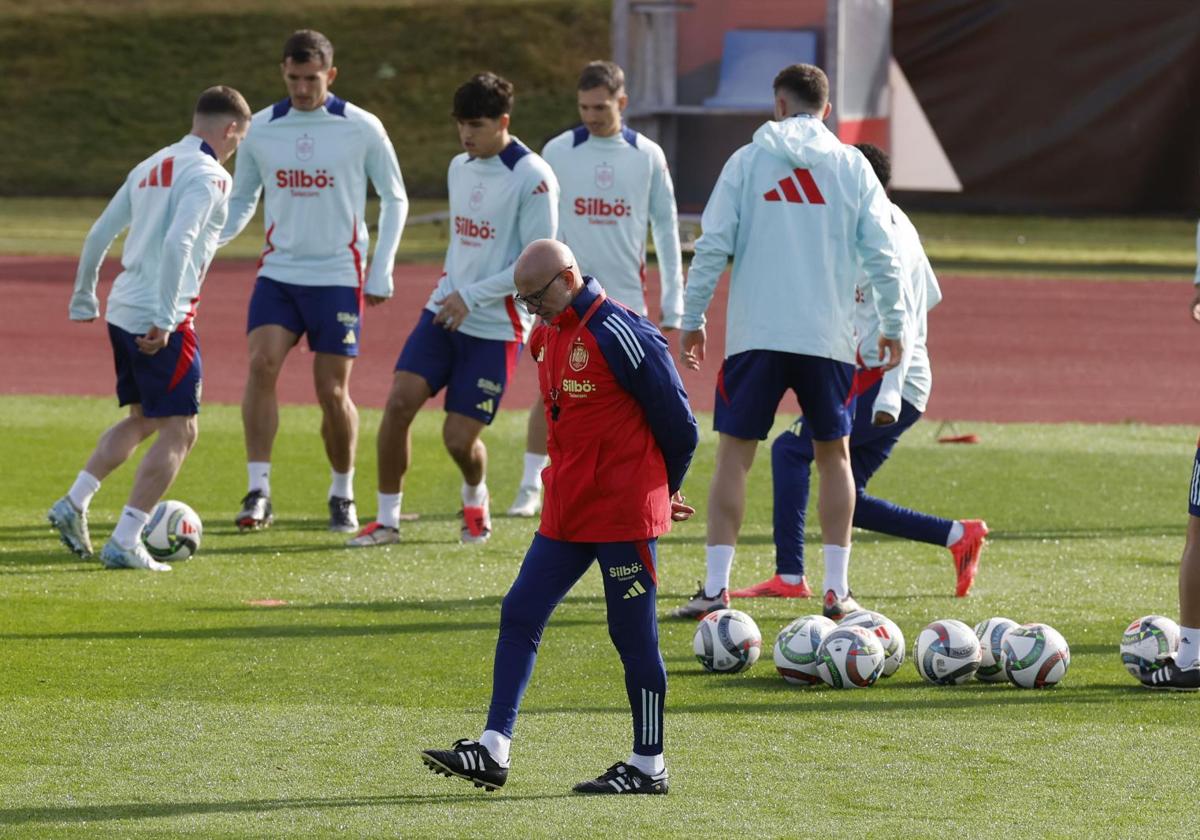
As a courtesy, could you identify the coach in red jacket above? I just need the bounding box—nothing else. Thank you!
[421,239,699,795]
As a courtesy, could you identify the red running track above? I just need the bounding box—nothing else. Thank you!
[0,256,1195,424]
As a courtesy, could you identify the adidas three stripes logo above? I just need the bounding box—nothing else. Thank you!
[764,168,826,204]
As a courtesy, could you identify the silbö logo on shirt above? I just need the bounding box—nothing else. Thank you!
[454,216,495,243]
[275,169,336,196]
[574,197,631,220]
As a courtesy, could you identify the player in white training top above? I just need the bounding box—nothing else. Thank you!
[48,87,251,571]
[348,72,559,547]
[506,60,685,518]
[220,30,409,535]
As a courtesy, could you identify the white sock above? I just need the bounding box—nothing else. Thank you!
[463,480,488,508]
[329,469,354,500]
[248,462,271,496]
[822,544,851,598]
[521,452,549,488]
[1178,626,1200,670]
[945,520,965,546]
[377,492,402,529]
[627,752,665,776]
[780,573,803,585]
[704,545,734,597]
[68,470,101,512]
[479,729,511,766]
[112,505,151,549]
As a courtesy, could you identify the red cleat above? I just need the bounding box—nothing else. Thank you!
[730,574,813,599]
[950,519,989,597]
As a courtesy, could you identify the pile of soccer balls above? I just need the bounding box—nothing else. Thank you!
[694,608,1072,689]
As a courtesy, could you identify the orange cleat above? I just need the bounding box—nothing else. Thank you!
[730,574,813,599]
[950,519,989,597]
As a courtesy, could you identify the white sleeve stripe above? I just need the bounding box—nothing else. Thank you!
[602,316,645,367]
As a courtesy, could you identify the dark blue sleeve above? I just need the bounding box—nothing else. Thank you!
[590,303,699,495]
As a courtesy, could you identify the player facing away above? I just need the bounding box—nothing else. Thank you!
[1140,256,1200,689]
[737,144,987,611]
[347,73,559,547]
[420,240,698,794]
[506,60,685,518]
[220,29,409,534]
[669,64,905,620]
[48,87,251,570]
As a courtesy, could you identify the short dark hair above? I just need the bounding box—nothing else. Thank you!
[854,143,891,190]
[452,72,514,120]
[194,85,252,122]
[578,61,625,94]
[282,29,333,67]
[773,63,829,111]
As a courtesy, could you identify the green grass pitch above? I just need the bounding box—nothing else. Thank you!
[0,395,1195,837]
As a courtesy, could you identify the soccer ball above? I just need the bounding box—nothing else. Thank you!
[974,616,1019,683]
[694,608,762,673]
[915,619,981,685]
[774,615,837,684]
[816,625,886,688]
[839,609,906,677]
[1003,623,1070,689]
[1120,615,1180,680]
[142,500,202,561]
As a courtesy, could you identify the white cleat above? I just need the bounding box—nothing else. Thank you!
[99,539,171,571]
[506,484,542,518]
[48,495,93,558]
[345,522,400,548]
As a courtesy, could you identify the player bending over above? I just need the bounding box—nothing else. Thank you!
[735,144,987,616]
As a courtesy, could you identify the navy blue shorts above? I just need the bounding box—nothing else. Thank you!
[247,276,362,356]
[1190,442,1200,517]
[395,309,521,425]
[108,323,202,418]
[714,350,853,441]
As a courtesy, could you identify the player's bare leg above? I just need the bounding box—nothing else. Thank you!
[508,403,548,517]
[84,405,157,481]
[127,415,199,512]
[669,434,756,618]
[445,411,492,542]
[242,324,299,462]
[237,325,298,530]
[1180,515,1200,636]
[315,352,360,530]
[1142,513,1200,688]
[812,435,859,618]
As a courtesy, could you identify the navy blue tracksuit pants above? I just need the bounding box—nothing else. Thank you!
[485,533,666,756]
[772,380,954,577]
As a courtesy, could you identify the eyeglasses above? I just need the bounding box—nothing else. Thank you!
[514,264,572,311]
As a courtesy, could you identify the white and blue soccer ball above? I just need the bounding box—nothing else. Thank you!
[774,615,837,685]
[1003,623,1070,689]
[142,500,202,561]
[839,609,905,677]
[974,616,1019,683]
[1119,615,1179,680]
[816,625,886,689]
[915,619,981,685]
[694,608,762,674]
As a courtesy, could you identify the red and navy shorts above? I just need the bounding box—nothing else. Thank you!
[247,276,362,357]
[395,309,521,425]
[714,349,853,442]
[108,323,202,418]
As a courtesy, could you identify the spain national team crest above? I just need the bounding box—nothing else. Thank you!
[469,183,486,211]
[569,341,589,372]
[295,134,315,161]
[594,162,614,190]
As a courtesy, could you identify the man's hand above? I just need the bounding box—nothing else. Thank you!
[365,293,388,307]
[1190,287,1200,323]
[71,316,97,323]
[432,291,470,331]
[670,491,695,522]
[135,326,170,355]
[680,327,706,370]
[877,336,903,371]
[872,410,896,427]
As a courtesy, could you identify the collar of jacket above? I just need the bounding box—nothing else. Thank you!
[552,276,604,328]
